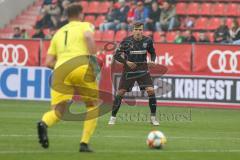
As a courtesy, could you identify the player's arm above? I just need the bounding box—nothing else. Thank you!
[45,55,56,69]
[147,38,156,67]
[148,38,156,62]
[84,23,96,55]
[83,23,100,76]
[114,44,137,69]
[113,43,127,64]
[46,36,57,69]
[84,31,96,55]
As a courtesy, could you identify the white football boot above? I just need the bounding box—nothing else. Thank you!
[108,116,116,125]
[150,116,160,126]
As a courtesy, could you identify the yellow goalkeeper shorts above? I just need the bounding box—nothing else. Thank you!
[50,64,98,105]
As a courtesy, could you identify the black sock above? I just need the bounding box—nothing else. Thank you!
[112,95,123,117]
[149,94,157,116]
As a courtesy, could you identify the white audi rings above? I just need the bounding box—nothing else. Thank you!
[207,50,240,73]
[0,44,28,66]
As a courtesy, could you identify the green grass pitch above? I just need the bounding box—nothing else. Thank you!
[0,100,240,160]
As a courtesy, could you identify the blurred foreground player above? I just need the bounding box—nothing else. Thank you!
[108,22,159,126]
[37,3,99,152]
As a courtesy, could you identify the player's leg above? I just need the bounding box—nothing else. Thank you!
[37,80,73,149]
[112,89,126,116]
[146,87,157,116]
[73,65,99,152]
[145,87,159,126]
[138,73,159,126]
[109,73,135,124]
[80,100,98,152]
[108,89,127,125]
[37,100,71,148]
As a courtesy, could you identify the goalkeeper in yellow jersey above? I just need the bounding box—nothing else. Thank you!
[37,3,99,152]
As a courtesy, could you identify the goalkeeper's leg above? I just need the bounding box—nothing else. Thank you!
[37,101,70,149]
[80,101,99,152]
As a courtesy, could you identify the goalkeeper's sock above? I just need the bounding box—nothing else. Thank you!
[81,106,98,144]
[149,94,157,116]
[42,110,60,127]
[111,95,123,117]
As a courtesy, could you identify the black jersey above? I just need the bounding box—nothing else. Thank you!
[114,35,156,72]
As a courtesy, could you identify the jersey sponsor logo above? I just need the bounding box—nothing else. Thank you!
[130,50,147,55]
[207,50,240,73]
[143,43,147,48]
[0,44,28,66]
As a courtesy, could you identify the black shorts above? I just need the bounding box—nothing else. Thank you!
[118,71,153,92]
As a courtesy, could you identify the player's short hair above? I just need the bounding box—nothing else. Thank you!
[67,3,83,18]
[133,21,144,29]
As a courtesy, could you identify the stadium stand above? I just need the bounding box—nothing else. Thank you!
[94,30,102,41]
[115,30,128,42]
[0,0,240,43]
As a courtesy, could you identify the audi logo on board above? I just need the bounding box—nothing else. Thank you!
[0,44,29,66]
[207,50,240,74]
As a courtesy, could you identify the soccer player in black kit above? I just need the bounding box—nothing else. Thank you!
[108,22,159,126]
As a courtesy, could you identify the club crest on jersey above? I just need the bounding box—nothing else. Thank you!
[143,43,147,48]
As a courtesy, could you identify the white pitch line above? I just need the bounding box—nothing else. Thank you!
[0,149,240,154]
[0,134,240,141]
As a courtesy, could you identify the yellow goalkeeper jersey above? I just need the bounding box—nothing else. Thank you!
[48,21,95,68]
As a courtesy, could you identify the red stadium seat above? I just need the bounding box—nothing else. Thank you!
[102,30,114,41]
[95,16,105,28]
[10,19,35,26]
[144,31,153,37]
[15,15,38,23]
[153,32,161,42]
[226,18,233,28]
[84,15,95,24]
[176,3,187,15]
[8,24,33,30]
[201,3,212,16]
[0,28,13,33]
[0,33,13,38]
[212,3,225,16]
[207,18,221,30]
[94,30,102,41]
[80,1,89,13]
[22,6,40,16]
[193,32,200,41]
[34,0,43,6]
[225,3,239,16]
[194,17,208,30]
[115,30,127,42]
[99,1,111,14]
[187,3,200,15]
[22,11,40,16]
[153,32,166,43]
[17,15,38,22]
[207,32,214,42]
[166,32,176,43]
[86,1,99,14]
